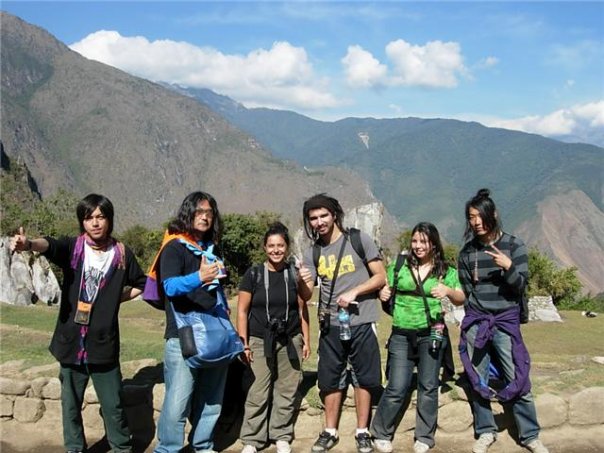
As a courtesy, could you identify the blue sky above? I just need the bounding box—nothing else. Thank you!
[3,1,604,145]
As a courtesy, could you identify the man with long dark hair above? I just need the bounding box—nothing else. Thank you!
[11,193,146,453]
[300,193,386,453]
[153,191,228,453]
[458,189,548,453]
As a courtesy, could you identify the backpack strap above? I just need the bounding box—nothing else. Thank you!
[382,252,408,315]
[348,228,367,265]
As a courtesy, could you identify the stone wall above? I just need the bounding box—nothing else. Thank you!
[1,361,602,447]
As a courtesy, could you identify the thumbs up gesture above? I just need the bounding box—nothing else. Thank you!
[11,227,31,252]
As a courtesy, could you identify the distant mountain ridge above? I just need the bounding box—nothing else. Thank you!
[0,12,380,233]
[168,84,604,295]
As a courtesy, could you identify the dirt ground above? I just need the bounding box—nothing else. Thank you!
[2,408,603,453]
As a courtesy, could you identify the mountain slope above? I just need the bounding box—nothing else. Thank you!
[173,86,604,294]
[0,13,379,232]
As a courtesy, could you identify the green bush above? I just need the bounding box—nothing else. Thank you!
[528,248,582,306]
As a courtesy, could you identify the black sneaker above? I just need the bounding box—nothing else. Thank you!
[355,432,374,453]
[311,431,339,452]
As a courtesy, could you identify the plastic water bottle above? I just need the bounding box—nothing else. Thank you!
[338,308,352,341]
[430,320,445,352]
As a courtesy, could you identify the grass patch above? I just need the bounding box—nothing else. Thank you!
[2,301,603,397]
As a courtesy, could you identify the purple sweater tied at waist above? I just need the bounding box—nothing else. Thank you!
[459,304,532,402]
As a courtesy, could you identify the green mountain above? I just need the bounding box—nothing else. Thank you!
[169,86,604,294]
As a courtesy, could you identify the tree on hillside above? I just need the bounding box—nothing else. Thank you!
[118,225,164,272]
[528,248,582,306]
[221,211,281,288]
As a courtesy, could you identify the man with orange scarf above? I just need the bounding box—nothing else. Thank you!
[11,193,146,453]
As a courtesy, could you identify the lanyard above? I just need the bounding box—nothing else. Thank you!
[264,263,289,323]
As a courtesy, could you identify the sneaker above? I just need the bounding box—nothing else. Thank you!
[355,432,374,453]
[414,440,430,453]
[241,446,257,453]
[276,440,292,453]
[473,433,496,453]
[526,439,549,453]
[373,439,393,453]
[311,431,339,452]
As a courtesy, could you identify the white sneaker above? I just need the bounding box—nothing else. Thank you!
[472,433,496,453]
[373,439,393,453]
[527,439,549,453]
[413,440,430,453]
[241,445,257,453]
[276,440,292,453]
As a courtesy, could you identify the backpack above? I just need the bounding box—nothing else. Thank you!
[312,227,368,271]
[509,234,529,324]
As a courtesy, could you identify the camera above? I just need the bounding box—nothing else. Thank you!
[264,317,287,359]
[318,308,331,334]
[268,317,287,335]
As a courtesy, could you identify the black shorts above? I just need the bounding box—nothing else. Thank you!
[317,322,381,391]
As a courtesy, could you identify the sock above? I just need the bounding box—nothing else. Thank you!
[356,428,369,436]
[325,428,338,437]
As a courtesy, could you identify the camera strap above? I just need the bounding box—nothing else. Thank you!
[409,264,435,326]
[318,233,349,311]
[263,263,289,324]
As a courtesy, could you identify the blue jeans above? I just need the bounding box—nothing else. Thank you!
[154,338,228,453]
[465,324,540,444]
[371,332,445,447]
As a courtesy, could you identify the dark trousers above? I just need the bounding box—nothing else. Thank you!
[60,362,131,452]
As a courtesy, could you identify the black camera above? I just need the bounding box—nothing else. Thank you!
[264,317,287,359]
[318,308,331,334]
[269,317,287,335]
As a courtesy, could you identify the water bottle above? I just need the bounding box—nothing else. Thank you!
[338,308,351,341]
[430,319,445,352]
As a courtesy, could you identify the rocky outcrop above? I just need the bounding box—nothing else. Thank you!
[0,236,60,305]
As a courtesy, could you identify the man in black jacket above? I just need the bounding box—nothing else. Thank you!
[11,193,146,453]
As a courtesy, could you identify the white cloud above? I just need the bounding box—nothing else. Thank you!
[475,56,499,69]
[486,100,604,145]
[69,31,339,110]
[386,39,467,88]
[341,39,468,89]
[341,45,388,88]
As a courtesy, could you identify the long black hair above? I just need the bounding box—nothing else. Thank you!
[302,193,345,241]
[168,191,223,243]
[464,188,502,241]
[76,194,114,236]
[407,221,449,278]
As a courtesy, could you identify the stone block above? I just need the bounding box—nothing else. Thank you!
[0,377,30,395]
[41,377,62,400]
[84,385,98,404]
[569,387,604,425]
[30,377,50,398]
[535,393,567,428]
[437,401,473,433]
[82,403,103,430]
[13,397,44,423]
[152,384,165,412]
[0,395,15,417]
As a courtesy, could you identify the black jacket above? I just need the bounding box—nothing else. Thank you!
[43,236,146,364]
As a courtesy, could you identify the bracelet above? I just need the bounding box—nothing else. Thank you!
[244,347,251,351]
